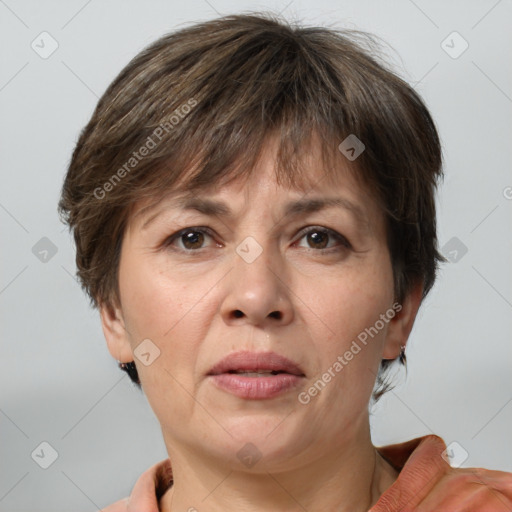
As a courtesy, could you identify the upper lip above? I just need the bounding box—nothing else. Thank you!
[207,351,305,376]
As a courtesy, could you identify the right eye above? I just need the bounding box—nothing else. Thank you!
[164,227,218,252]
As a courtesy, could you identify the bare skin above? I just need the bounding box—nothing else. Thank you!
[100,137,423,511]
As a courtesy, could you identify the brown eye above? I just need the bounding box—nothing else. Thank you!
[165,227,216,252]
[181,230,205,250]
[296,227,351,251]
[306,230,329,249]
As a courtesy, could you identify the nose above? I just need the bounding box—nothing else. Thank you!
[220,244,294,328]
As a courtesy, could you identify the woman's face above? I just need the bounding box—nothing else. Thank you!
[102,138,416,471]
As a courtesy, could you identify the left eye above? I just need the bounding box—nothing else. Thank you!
[295,227,350,251]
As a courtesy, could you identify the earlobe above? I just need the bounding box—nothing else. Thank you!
[382,282,423,360]
[99,301,133,363]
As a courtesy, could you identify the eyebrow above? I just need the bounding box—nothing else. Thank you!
[141,195,371,233]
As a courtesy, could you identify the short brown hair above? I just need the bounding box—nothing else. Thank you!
[58,13,444,400]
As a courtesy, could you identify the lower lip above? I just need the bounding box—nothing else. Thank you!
[208,373,304,399]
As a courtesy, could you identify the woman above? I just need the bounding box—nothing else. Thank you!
[59,13,512,511]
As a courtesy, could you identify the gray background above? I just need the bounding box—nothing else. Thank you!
[1,0,511,510]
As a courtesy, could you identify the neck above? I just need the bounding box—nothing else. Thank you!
[159,424,398,512]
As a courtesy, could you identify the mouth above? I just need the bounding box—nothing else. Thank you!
[225,369,292,376]
[207,351,306,377]
[207,351,305,400]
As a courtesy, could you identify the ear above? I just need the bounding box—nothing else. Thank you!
[382,281,423,360]
[99,300,133,363]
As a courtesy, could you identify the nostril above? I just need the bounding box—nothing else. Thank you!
[269,311,282,320]
[233,310,244,318]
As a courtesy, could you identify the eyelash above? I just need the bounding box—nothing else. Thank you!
[163,226,352,254]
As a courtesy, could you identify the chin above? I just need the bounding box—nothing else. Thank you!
[216,411,306,451]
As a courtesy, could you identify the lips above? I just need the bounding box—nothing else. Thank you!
[207,351,306,400]
[207,351,305,377]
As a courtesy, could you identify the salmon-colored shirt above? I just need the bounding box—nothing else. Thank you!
[104,435,512,511]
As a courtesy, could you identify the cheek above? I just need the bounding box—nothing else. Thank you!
[118,257,210,418]
[118,251,219,384]
[296,251,395,383]
[305,258,393,336]
[119,266,172,339]
[119,252,208,339]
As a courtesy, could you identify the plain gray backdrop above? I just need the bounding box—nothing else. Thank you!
[1,0,511,510]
